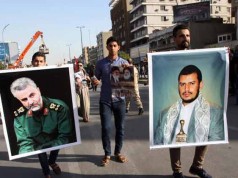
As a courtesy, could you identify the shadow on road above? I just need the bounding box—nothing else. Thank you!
[0,165,196,178]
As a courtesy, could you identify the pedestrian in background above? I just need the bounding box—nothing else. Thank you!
[125,58,144,115]
[93,36,129,166]
[74,62,90,122]
[89,64,97,91]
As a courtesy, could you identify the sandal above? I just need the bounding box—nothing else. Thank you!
[115,154,127,163]
[101,156,110,166]
[49,163,61,175]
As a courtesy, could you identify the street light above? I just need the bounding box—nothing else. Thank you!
[66,44,72,62]
[76,26,85,64]
[2,24,10,42]
[2,24,10,67]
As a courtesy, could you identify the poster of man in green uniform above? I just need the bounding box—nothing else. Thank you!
[0,65,81,160]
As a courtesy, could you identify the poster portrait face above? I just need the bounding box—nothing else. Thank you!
[148,48,229,149]
[110,65,135,89]
[0,65,81,160]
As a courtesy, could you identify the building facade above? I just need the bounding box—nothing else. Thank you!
[96,31,112,60]
[149,20,236,52]
[88,46,98,64]
[109,0,133,53]
[129,0,233,59]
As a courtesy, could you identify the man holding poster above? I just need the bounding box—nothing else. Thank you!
[94,36,129,167]
[156,24,215,178]
[10,76,73,178]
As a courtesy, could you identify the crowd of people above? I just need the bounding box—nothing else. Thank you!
[1,24,231,178]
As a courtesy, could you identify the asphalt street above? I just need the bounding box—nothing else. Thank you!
[0,84,237,178]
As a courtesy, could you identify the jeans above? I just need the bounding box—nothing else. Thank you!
[99,100,126,156]
[38,149,60,175]
[169,146,208,173]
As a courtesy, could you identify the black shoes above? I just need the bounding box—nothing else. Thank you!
[189,166,212,178]
[173,167,212,178]
[173,172,185,178]
[126,108,143,115]
[138,108,144,115]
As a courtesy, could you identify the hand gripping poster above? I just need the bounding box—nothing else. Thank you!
[149,48,229,149]
[0,65,81,160]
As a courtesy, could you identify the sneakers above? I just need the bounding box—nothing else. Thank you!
[189,166,212,178]
[173,172,185,178]
[138,108,144,115]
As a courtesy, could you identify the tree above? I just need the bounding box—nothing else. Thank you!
[0,62,6,70]
[119,51,130,60]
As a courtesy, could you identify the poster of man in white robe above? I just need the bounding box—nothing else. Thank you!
[149,48,229,149]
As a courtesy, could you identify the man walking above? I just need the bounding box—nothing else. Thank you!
[169,24,212,178]
[93,37,129,166]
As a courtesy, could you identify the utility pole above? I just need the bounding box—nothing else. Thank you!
[2,24,10,68]
[2,24,10,42]
[66,44,72,62]
[76,26,85,64]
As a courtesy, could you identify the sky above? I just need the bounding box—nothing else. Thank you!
[1,0,112,65]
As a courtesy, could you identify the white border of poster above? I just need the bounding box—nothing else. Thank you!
[149,47,229,149]
[0,65,81,160]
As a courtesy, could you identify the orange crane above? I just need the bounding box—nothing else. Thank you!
[8,31,49,68]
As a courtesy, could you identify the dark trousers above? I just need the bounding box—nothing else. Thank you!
[169,146,208,173]
[38,149,60,175]
[99,100,126,156]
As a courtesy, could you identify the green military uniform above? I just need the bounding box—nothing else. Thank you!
[14,96,74,154]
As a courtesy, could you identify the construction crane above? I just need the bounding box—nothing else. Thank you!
[8,31,49,68]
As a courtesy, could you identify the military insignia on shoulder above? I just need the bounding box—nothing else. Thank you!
[49,103,62,111]
[14,107,25,117]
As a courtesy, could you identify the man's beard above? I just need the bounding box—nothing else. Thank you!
[182,89,200,104]
[30,105,41,111]
[27,98,43,111]
[180,41,189,50]
[124,74,130,80]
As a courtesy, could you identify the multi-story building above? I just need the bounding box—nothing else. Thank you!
[149,20,235,52]
[82,46,89,64]
[88,46,98,64]
[129,0,233,60]
[109,0,133,53]
[96,31,112,60]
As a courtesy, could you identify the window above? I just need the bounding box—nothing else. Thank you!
[218,34,232,43]
[161,16,168,21]
[216,6,221,11]
[227,7,230,13]
[160,5,165,11]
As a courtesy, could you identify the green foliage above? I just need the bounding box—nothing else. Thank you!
[0,62,6,70]
[119,51,130,60]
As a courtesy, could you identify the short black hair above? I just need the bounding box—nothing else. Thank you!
[106,36,120,46]
[111,66,120,73]
[173,24,189,37]
[32,51,46,62]
[178,65,202,82]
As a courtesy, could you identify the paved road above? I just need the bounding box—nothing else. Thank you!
[0,85,237,178]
